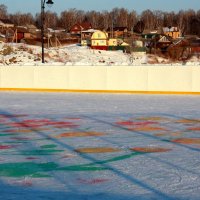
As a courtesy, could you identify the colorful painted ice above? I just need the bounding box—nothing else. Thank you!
[0,92,200,200]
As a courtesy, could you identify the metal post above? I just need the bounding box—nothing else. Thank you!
[41,0,45,63]
[41,0,54,63]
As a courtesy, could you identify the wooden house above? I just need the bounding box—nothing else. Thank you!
[26,24,38,34]
[0,33,6,42]
[156,35,172,52]
[163,27,181,39]
[188,38,200,55]
[0,19,14,29]
[167,38,190,60]
[142,30,160,49]
[107,27,128,38]
[108,38,129,51]
[70,22,92,36]
[15,27,32,41]
[142,29,173,53]
[91,30,108,50]
[4,28,15,42]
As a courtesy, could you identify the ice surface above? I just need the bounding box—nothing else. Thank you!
[0,92,200,200]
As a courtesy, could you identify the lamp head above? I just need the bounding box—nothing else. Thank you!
[46,0,54,6]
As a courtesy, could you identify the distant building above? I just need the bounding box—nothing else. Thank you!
[70,22,92,36]
[26,24,38,34]
[0,19,14,28]
[81,29,97,46]
[14,26,32,42]
[108,38,129,51]
[163,27,181,39]
[156,35,172,50]
[108,38,118,46]
[142,28,162,39]
[142,29,160,49]
[187,37,200,55]
[91,30,108,50]
[107,27,128,38]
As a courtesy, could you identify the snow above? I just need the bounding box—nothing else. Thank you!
[0,91,200,200]
[0,42,199,66]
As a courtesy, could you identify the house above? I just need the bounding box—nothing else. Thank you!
[142,30,160,49]
[107,38,129,51]
[26,24,38,34]
[0,19,14,28]
[3,29,15,42]
[142,29,162,39]
[81,29,97,46]
[107,27,128,38]
[91,30,108,50]
[131,40,146,53]
[187,37,200,55]
[163,27,181,39]
[0,33,6,42]
[14,26,32,42]
[190,40,200,55]
[70,22,92,36]
[142,29,173,53]
[108,38,118,47]
[167,38,190,60]
[156,35,172,52]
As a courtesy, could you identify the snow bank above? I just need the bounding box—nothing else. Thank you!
[0,42,199,66]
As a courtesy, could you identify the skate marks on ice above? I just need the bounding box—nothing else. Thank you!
[0,113,200,199]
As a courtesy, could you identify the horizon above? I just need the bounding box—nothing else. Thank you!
[1,0,200,15]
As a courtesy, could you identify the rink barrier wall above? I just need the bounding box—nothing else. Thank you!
[0,65,200,95]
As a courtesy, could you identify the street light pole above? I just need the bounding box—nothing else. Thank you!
[41,0,54,63]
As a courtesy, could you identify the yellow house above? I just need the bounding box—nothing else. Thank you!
[91,30,108,50]
[163,27,181,39]
[108,38,118,46]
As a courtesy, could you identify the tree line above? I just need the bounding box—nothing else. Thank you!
[1,4,200,36]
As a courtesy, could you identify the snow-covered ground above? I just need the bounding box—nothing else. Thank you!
[0,91,200,200]
[0,42,199,66]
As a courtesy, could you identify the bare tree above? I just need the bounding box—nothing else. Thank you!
[184,9,196,35]
[177,10,186,36]
[1,5,199,37]
[140,9,155,29]
[118,8,129,27]
[127,10,138,31]
[59,9,79,31]
[189,16,200,36]
[10,12,35,26]
[44,11,58,29]
[133,21,145,33]
[153,10,164,29]
[0,4,8,18]
[75,10,85,24]
[85,10,99,29]
[163,11,176,27]
[102,11,110,30]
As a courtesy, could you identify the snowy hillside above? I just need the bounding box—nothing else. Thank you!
[0,42,199,66]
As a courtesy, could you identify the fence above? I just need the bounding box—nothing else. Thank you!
[0,65,200,94]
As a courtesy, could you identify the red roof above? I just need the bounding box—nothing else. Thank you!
[70,22,92,33]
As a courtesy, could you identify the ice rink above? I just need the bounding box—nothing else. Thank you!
[0,92,200,200]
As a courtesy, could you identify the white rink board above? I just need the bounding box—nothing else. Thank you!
[0,65,200,93]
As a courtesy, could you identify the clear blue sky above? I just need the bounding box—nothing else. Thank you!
[1,0,200,15]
